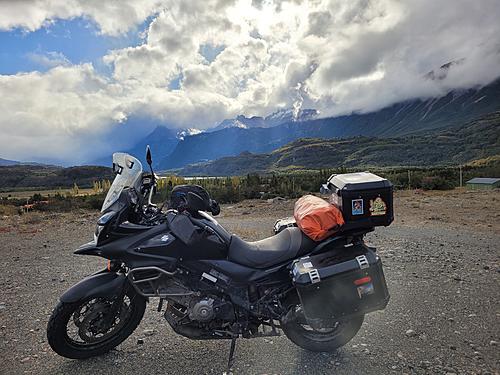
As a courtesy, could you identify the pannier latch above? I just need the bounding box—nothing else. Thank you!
[308,269,321,284]
[356,255,369,269]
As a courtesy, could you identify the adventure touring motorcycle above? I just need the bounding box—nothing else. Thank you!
[47,147,392,367]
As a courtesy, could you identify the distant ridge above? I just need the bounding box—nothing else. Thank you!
[0,158,20,166]
[0,164,113,190]
[0,158,55,167]
[159,78,500,170]
[93,125,179,167]
[176,111,500,176]
[208,108,319,132]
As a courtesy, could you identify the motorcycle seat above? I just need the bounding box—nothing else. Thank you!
[228,227,316,269]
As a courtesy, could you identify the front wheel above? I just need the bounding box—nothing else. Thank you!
[281,310,364,352]
[47,289,146,359]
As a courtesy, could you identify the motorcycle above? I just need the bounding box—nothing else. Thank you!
[47,147,390,367]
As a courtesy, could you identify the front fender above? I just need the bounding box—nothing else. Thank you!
[60,270,127,303]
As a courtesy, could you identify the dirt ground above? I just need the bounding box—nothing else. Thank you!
[0,189,499,374]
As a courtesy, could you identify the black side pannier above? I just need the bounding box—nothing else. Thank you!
[322,172,393,230]
[292,244,389,323]
[169,185,220,215]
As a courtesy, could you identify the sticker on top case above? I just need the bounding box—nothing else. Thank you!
[352,199,364,215]
[369,197,387,216]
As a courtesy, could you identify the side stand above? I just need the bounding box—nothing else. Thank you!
[227,323,240,371]
[227,336,237,370]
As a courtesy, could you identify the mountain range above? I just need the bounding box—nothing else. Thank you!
[0,158,51,167]
[0,158,20,166]
[94,107,320,167]
[177,111,500,176]
[156,78,500,170]
[208,108,319,132]
[56,75,500,172]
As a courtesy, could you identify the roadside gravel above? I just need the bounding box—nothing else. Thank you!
[0,190,498,374]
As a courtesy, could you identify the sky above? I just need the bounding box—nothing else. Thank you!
[0,0,499,164]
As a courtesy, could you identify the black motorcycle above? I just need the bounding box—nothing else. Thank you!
[47,147,390,367]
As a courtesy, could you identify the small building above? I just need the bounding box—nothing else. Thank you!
[466,177,500,190]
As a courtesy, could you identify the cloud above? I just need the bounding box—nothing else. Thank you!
[0,0,500,163]
[0,64,126,162]
[0,0,164,36]
[27,51,71,68]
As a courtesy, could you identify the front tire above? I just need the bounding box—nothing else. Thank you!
[47,289,146,359]
[282,312,364,352]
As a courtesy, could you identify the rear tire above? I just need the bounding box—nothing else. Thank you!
[282,313,364,352]
[47,289,146,359]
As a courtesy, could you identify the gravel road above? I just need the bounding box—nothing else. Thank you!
[0,190,499,374]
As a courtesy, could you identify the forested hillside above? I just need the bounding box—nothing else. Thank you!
[178,112,500,176]
[0,165,113,191]
[160,79,500,169]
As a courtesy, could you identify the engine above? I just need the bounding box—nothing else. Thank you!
[167,294,234,323]
[189,298,216,322]
[162,292,236,340]
[128,266,236,338]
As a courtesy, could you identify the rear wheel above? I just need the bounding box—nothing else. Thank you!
[47,289,146,359]
[281,307,364,352]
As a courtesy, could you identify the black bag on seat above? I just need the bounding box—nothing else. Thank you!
[169,185,220,215]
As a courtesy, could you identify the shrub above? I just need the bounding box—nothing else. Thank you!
[421,176,454,190]
[0,205,19,216]
[85,194,104,210]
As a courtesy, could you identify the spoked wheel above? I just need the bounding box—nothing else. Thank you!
[281,306,364,352]
[47,289,146,359]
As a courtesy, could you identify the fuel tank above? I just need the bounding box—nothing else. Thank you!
[94,220,229,269]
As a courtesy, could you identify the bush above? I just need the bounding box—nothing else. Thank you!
[85,194,104,210]
[0,205,19,216]
[421,176,454,190]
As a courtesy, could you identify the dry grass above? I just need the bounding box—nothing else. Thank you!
[22,212,43,225]
[0,205,19,216]
[0,188,95,199]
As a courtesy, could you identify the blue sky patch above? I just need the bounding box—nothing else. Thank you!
[199,43,225,64]
[168,71,184,90]
[0,17,151,75]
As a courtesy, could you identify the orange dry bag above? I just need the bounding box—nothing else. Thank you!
[293,195,344,241]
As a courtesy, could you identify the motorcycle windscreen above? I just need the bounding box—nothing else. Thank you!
[101,153,143,212]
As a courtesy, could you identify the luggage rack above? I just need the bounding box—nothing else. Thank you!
[310,226,374,255]
[275,216,373,254]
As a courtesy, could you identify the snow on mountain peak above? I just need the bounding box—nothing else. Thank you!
[209,108,319,132]
[265,108,319,126]
[177,128,204,140]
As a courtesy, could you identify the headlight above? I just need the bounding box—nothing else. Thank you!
[94,211,117,244]
[97,211,117,225]
[94,224,105,243]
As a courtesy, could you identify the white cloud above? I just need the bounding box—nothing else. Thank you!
[0,0,500,163]
[0,0,164,36]
[27,51,71,68]
[0,64,126,162]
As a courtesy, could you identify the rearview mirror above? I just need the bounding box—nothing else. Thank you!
[146,145,152,166]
